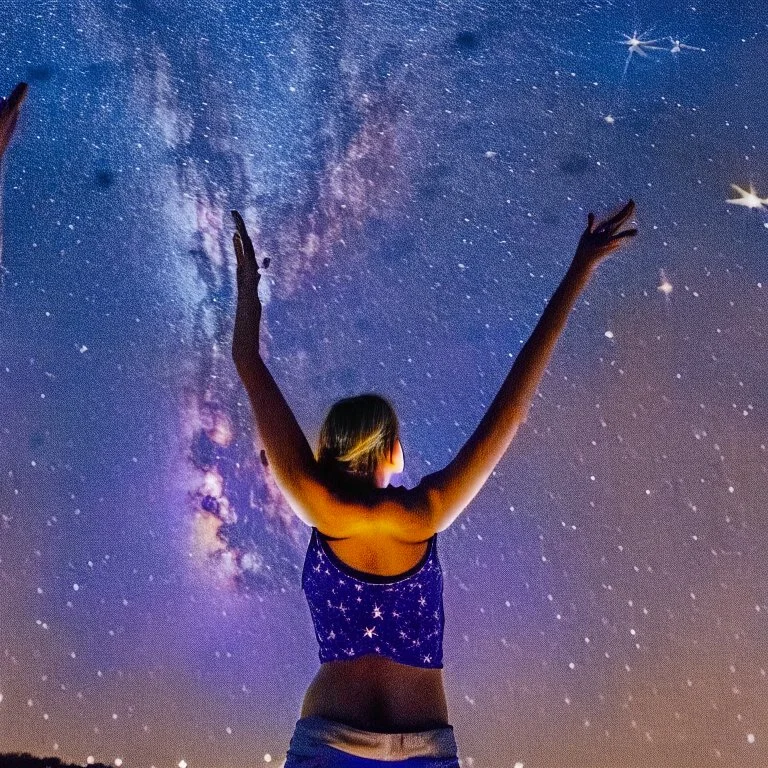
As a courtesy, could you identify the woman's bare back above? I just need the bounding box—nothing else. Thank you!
[299,530,450,733]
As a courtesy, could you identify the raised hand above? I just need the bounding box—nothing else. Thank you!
[572,199,637,271]
[232,210,260,282]
[231,209,270,360]
[0,82,28,160]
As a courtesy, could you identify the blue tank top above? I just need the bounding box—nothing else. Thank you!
[301,527,445,669]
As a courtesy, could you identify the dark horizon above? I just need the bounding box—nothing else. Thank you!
[0,753,111,768]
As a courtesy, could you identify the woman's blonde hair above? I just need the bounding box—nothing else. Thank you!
[316,393,399,480]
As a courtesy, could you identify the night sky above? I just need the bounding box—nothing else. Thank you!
[1,1,767,767]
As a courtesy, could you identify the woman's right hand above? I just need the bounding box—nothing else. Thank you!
[572,199,637,272]
[0,82,28,160]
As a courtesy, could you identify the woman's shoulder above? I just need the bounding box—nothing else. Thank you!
[320,480,436,544]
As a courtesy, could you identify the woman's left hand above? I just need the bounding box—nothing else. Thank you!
[0,82,28,160]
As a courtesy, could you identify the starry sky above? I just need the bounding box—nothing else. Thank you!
[1,1,766,767]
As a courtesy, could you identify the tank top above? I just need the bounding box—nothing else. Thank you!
[301,527,445,669]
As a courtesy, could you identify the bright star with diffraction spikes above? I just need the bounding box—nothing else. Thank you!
[618,29,667,77]
[621,30,665,55]
[725,183,768,209]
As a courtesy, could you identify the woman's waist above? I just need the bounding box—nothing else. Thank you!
[313,654,445,683]
[301,656,449,733]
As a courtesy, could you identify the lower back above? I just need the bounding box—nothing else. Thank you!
[300,656,449,733]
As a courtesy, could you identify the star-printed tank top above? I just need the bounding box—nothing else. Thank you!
[302,527,445,668]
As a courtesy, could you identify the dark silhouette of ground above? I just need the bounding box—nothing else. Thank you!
[0,753,111,768]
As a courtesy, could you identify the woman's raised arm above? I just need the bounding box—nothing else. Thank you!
[230,211,320,493]
[419,200,638,533]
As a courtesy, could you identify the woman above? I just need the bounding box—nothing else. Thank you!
[230,201,637,767]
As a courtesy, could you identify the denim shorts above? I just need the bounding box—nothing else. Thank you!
[283,715,460,767]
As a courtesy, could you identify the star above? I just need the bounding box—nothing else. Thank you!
[658,269,673,297]
[621,29,665,56]
[725,182,768,209]
[618,29,666,78]
[363,627,377,639]
[667,36,705,54]
[372,604,384,619]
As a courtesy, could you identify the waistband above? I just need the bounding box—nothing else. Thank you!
[288,715,458,761]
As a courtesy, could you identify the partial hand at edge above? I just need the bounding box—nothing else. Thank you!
[0,82,29,160]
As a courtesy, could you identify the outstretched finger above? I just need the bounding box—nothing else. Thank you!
[7,82,29,112]
[233,232,245,263]
[3,111,19,137]
[0,83,27,122]
[231,208,245,229]
[231,209,256,257]
[602,199,635,231]
[610,228,638,241]
[231,209,249,240]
